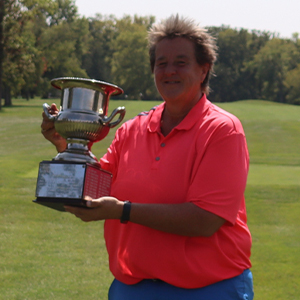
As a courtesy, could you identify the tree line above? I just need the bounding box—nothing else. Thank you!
[1,0,300,110]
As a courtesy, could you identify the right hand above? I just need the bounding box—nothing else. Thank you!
[41,103,67,153]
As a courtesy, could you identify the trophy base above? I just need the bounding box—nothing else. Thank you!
[34,160,112,212]
[33,197,90,212]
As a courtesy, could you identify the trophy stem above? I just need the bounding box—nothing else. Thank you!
[53,138,99,165]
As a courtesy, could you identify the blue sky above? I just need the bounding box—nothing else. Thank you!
[75,0,299,38]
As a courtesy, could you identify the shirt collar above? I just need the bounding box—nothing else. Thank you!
[148,94,209,133]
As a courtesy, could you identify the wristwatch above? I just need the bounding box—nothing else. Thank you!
[120,201,131,224]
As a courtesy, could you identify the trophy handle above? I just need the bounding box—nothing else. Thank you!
[101,106,126,128]
[43,103,57,121]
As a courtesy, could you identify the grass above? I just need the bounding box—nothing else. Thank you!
[0,98,300,299]
[217,101,300,299]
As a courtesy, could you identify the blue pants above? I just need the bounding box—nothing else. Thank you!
[108,269,254,300]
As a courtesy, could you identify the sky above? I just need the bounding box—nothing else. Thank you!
[75,0,300,38]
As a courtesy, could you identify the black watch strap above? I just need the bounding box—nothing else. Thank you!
[120,201,131,224]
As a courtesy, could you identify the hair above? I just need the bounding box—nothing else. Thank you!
[148,15,218,94]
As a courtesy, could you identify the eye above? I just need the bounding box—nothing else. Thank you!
[156,61,167,67]
[177,61,186,66]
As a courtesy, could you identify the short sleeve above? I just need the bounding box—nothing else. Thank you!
[187,126,249,225]
[100,124,126,177]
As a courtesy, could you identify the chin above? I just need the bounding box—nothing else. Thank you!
[159,91,183,102]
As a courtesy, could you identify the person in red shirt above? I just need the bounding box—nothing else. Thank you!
[41,14,253,300]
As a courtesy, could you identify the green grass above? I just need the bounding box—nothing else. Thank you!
[217,101,300,299]
[1,98,300,299]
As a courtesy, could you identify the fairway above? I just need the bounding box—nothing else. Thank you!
[0,98,300,299]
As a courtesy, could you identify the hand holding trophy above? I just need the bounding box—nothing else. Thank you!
[41,103,67,153]
[34,77,126,211]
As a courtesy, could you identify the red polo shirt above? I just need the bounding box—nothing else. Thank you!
[100,94,252,289]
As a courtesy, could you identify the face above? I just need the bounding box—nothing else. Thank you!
[154,37,208,108]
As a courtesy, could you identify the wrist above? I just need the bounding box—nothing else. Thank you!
[120,201,132,224]
[55,140,67,153]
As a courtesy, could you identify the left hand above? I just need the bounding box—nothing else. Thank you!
[64,196,124,222]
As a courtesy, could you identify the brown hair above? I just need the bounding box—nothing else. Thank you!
[148,15,218,94]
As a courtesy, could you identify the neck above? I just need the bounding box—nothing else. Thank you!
[160,94,203,136]
[160,109,186,136]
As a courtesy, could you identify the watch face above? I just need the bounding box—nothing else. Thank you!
[121,201,131,223]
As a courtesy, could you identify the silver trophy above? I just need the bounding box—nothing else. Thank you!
[34,77,126,211]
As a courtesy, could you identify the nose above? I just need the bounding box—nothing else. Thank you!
[164,63,176,76]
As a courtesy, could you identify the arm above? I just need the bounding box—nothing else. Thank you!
[41,103,67,153]
[65,114,246,238]
[65,198,226,237]
[127,201,225,237]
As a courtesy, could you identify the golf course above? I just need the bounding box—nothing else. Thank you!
[0,98,299,299]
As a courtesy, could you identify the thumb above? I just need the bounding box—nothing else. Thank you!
[83,196,100,208]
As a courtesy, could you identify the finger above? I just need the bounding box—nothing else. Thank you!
[64,206,95,222]
[64,206,85,218]
[83,195,93,207]
[64,205,76,214]
[51,103,59,112]
[41,105,58,120]
[84,197,102,208]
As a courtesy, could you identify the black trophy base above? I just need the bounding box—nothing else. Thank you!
[34,160,112,212]
[33,197,90,212]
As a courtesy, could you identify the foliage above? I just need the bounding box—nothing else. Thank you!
[0,3,300,105]
[2,0,38,105]
[208,27,272,102]
[246,38,300,103]
[109,16,158,100]
[39,17,90,97]
[284,63,300,104]
[82,14,118,82]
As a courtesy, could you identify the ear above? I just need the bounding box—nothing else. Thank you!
[200,63,210,83]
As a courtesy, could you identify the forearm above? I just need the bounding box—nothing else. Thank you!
[66,198,225,237]
[129,202,225,237]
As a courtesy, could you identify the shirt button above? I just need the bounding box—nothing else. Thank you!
[161,143,166,147]
[155,157,160,161]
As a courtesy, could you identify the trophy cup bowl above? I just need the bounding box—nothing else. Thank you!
[34,77,126,211]
[43,77,126,164]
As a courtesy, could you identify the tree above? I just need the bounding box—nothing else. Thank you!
[46,0,77,26]
[208,26,271,102]
[209,27,249,102]
[247,38,299,102]
[38,16,91,97]
[284,64,300,105]
[0,0,58,104]
[0,0,86,103]
[24,0,91,98]
[82,14,119,82]
[82,15,158,99]
[284,34,300,105]
[109,16,158,99]
[1,0,38,106]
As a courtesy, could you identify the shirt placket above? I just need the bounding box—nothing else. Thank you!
[151,135,168,170]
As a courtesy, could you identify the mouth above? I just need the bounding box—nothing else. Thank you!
[164,80,180,84]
